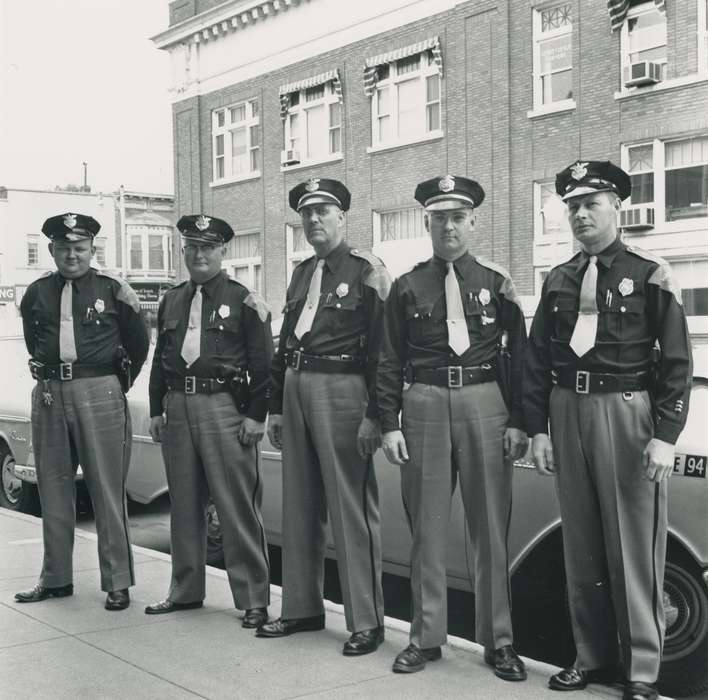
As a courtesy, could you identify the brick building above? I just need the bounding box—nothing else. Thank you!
[153,0,708,338]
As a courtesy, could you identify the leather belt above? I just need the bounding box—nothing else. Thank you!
[407,363,496,389]
[552,369,651,394]
[285,350,365,374]
[30,362,115,381]
[167,376,233,395]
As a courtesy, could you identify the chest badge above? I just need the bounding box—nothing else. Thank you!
[335,283,349,298]
[478,288,491,306]
[218,304,230,319]
[94,298,105,313]
[618,278,634,297]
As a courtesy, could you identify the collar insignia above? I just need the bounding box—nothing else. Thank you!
[305,178,320,192]
[439,175,455,192]
[570,162,589,180]
[63,213,77,229]
[195,215,211,231]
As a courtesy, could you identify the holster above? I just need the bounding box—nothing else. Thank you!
[229,374,250,413]
[114,346,132,393]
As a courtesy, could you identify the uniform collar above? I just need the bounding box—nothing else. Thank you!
[320,240,349,274]
[433,250,472,274]
[56,267,94,292]
[190,270,225,298]
[576,236,624,271]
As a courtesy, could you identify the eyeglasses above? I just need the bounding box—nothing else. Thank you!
[183,243,221,254]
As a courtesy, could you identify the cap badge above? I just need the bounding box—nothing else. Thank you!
[94,299,105,313]
[63,213,77,229]
[570,162,589,180]
[335,283,349,298]
[218,304,230,319]
[195,215,211,231]
[305,178,320,192]
[439,175,455,193]
[618,278,634,296]
[478,288,491,306]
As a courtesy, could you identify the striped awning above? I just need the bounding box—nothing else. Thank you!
[278,69,343,120]
[140,301,160,311]
[364,36,443,97]
[607,0,666,32]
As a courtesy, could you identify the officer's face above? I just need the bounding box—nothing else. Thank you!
[49,239,95,279]
[182,241,226,284]
[566,191,620,253]
[425,207,475,260]
[300,203,345,253]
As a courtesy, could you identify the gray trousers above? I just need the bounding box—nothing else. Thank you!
[401,380,513,649]
[280,368,384,633]
[161,391,270,609]
[31,375,134,592]
[550,387,667,683]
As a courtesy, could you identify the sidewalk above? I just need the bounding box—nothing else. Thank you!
[0,508,646,700]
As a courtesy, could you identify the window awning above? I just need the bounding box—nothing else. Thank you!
[364,36,443,97]
[607,0,666,32]
[278,69,343,121]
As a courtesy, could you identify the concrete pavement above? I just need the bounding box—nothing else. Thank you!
[0,508,660,699]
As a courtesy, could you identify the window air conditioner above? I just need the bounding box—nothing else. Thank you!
[280,149,300,166]
[619,204,655,231]
[624,61,662,88]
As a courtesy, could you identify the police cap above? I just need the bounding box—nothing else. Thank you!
[555,160,631,201]
[42,213,100,241]
[414,175,485,211]
[289,178,351,212]
[177,214,234,244]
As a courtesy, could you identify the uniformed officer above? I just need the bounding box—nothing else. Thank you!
[256,178,391,656]
[145,214,272,628]
[377,175,528,678]
[524,160,692,700]
[15,212,149,611]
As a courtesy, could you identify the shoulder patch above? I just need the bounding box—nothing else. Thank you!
[351,249,392,301]
[627,246,682,305]
[96,270,141,313]
[475,256,523,311]
[244,290,270,322]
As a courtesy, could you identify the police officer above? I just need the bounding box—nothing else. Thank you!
[378,176,528,678]
[15,213,149,611]
[256,178,390,656]
[145,215,272,628]
[524,161,692,700]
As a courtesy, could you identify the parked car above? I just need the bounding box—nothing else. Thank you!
[3,326,705,696]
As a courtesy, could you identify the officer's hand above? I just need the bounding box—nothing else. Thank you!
[382,430,409,466]
[357,417,382,458]
[238,417,265,447]
[643,437,676,482]
[267,414,283,451]
[149,415,165,443]
[531,433,555,476]
[504,427,528,462]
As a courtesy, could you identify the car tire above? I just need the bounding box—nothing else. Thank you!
[0,441,39,514]
[658,555,708,697]
[206,501,224,568]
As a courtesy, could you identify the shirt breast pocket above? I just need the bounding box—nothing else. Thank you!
[81,308,117,334]
[464,296,497,338]
[551,296,578,342]
[204,314,241,354]
[602,296,647,342]
[405,301,438,344]
[320,292,362,330]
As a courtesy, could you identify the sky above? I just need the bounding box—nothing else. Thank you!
[0,0,174,195]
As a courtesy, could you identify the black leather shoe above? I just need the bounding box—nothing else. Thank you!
[623,681,658,700]
[392,643,442,673]
[342,627,384,656]
[242,607,268,629]
[15,583,73,603]
[255,614,325,637]
[484,645,527,681]
[144,599,203,615]
[549,666,619,691]
[105,589,130,611]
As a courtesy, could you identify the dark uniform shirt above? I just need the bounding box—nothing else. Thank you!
[524,237,692,444]
[377,252,527,433]
[148,271,273,421]
[269,241,391,419]
[20,267,149,383]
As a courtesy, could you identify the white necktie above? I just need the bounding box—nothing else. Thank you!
[181,284,203,367]
[59,280,78,363]
[294,259,325,340]
[445,262,471,356]
[569,255,598,357]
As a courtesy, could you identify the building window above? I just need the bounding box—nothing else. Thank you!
[285,224,311,283]
[627,143,655,204]
[94,237,107,267]
[27,236,39,267]
[129,227,172,272]
[212,99,260,183]
[282,79,342,165]
[370,49,442,147]
[377,207,427,242]
[148,234,164,270]
[665,137,708,221]
[222,231,262,291]
[621,2,667,87]
[532,181,573,293]
[532,3,573,109]
[372,207,432,278]
[130,234,143,270]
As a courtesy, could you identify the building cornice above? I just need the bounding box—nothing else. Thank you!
[151,0,309,50]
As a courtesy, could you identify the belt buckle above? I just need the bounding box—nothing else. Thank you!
[184,376,196,394]
[575,370,590,394]
[448,366,463,389]
[60,363,73,381]
[291,350,302,371]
